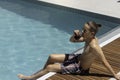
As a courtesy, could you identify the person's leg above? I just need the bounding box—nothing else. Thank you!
[43,54,65,69]
[17,54,66,80]
[27,53,66,77]
[18,63,61,80]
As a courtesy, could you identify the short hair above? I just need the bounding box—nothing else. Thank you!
[88,21,102,35]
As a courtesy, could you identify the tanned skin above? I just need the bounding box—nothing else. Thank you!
[17,22,120,80]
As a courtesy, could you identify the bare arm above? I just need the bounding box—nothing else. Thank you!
[70,34,84,42]
[92,45,120,79]
[70,30,84,42]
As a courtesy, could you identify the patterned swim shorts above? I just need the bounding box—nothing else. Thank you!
[61,53,89,75]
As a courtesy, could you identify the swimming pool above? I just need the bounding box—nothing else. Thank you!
[0,0,119,80]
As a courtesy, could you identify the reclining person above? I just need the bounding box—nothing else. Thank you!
[18,21,120,80]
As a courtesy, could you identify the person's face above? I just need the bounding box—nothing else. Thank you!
[81,23,93,40]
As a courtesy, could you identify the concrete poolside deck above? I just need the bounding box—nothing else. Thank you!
[46,38,120,80]
[37,0,120,19]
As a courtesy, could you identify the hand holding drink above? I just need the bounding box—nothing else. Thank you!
[74,30,81,40]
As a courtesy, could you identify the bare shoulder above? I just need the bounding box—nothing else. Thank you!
[90,38,99,49]
[90,38,103,54]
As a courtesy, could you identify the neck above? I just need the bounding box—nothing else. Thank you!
[85,36,95,44]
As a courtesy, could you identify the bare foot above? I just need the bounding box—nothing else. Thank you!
[17,74,32,80]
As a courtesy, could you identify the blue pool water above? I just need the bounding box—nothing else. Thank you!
[0,0,119,80]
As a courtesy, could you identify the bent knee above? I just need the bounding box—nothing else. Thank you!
[46,64,61,72]
[46,65,54,72]
[49,54,57,60]
[48,54,65,63]
[46,65,52,70]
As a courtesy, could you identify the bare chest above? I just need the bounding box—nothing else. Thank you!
[81,45,96,62]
